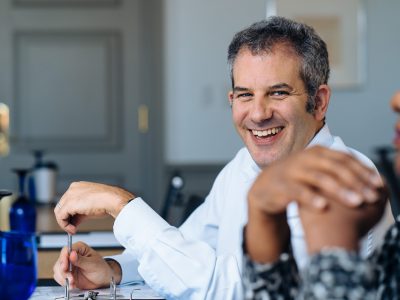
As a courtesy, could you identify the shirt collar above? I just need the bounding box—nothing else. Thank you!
[306,124,334,149]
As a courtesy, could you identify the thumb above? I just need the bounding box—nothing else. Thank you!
[70,247,112,288]
[71,248,102,272]
[70,250,93,269]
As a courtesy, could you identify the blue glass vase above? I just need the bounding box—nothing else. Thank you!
[9,169,36,233]
[0,230,37,300]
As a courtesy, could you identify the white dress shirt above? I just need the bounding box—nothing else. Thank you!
[112,125,393,300]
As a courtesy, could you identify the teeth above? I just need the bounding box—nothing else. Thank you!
[252,127,282,137]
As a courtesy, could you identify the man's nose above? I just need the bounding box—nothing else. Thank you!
[249,96,273,123]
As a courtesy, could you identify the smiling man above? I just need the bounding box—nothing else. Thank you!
[53,17,391,300]
[228,45,328,167]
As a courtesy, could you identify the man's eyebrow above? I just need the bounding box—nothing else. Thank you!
[233,83,294,93]
[270,83,293,90]
[232,86,250,93]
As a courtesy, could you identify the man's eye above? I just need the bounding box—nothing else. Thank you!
[236,93,252,99]
[270,91,290,98]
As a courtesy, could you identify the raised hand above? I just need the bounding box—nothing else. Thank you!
[248,146,382,215]
[54,181,134,234]
[245,146,383,263]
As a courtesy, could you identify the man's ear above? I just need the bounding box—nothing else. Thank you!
[313,84,330,121]
[228,91,234,107]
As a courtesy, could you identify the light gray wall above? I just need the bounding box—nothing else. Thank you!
[327,0,400,161]
[163,0,266,164]
[163,0,400,165]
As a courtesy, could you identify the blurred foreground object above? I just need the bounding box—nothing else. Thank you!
[0,230,37,300]
[375,146,400,218]
[0,102,9,156]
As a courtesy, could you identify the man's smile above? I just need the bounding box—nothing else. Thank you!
[250,126,284,139]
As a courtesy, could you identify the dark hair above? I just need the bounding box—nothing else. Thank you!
[227,16,330,113]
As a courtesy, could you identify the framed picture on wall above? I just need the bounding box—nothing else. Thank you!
[266,0,366,89]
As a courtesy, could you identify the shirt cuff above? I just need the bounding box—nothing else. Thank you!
[113,197,170,260]
[104,253,142,284]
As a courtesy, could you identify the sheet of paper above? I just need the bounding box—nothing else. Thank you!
[30,283,164,299]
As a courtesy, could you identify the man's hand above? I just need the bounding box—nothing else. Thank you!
[54,181,134,234]
[53,241,122,290]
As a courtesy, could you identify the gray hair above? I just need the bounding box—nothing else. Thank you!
[227,16,330,113]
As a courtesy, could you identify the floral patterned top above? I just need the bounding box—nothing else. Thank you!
[243,217,400,300]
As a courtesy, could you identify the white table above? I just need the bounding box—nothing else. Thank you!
[30,284,164,299]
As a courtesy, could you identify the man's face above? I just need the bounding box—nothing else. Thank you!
[229,48,323,168]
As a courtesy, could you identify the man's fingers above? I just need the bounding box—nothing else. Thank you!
[69,250,80,266]
[72,246,99,270]
[53,247,72,286]
[54,201,72,231]
[59,246,70,271]
[54,204,78,234]
[53,260,65,286]
[69,241,96,269]
[68,273,76,289]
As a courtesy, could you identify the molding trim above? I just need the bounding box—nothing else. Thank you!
[13,0,121,8]
[11,30,123,152]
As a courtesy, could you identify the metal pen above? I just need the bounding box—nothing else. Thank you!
[65,277,70,300]
[110,276,117,300]
[68,233,72,272]
[65,232,72,300]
